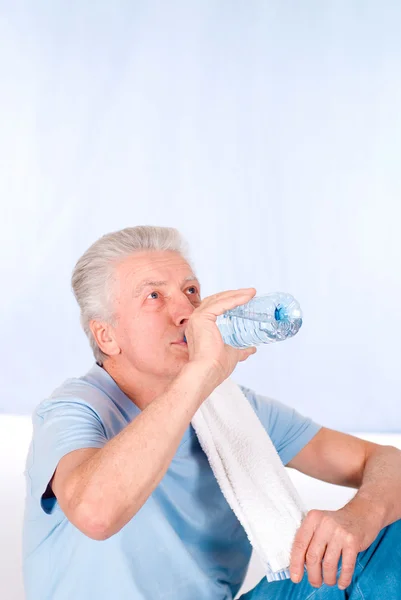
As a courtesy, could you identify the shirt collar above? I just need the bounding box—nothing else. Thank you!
[84,362,141,420]
[84,362,195,448]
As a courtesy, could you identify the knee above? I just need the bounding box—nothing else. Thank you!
[384,518,401,541]
[374,518,401,560]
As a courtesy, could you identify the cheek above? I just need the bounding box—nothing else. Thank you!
[117,317,166,352]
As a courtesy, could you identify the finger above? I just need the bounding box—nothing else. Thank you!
[322,536,343,587]
[199,289,256,317]
[237,346,257,362]
[203,288,256,305]
[305,536,328,588]
[204,288,256,303]
[290,520,315,583]
[337,545,358,591]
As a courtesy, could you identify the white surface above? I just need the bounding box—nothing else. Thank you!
[1,415,400,600]
[1,3,401,432]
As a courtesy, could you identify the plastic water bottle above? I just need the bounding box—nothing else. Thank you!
[183,292,303,349]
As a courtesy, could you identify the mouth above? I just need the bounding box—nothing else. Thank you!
[172,340,188,346]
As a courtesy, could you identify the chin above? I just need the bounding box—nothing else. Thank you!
[158,356,185,375]
[170,358,188,374]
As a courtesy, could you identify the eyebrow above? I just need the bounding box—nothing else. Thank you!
[133,275,200,298]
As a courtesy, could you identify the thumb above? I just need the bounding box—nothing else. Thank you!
[238,346,257,362]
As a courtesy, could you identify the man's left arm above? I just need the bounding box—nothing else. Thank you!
[347,443,401,529]
[287,427,401,590]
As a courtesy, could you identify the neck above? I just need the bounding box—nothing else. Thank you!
[100,358,172,411]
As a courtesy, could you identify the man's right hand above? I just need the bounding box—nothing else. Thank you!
[184,288,258,392]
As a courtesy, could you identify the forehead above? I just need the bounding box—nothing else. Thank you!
[116,251,197,286]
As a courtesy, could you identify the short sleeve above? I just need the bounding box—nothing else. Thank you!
[26,398,108,515]
[239,385,322,467]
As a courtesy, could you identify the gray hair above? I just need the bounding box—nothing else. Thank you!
[71,225,194,365]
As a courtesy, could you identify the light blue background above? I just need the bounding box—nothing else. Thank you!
[1,1,400,430]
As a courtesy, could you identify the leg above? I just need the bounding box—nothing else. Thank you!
[347,518,401,600]
[239,564,346,600]
[239,519,401,600]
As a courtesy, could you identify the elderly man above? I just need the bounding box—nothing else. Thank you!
[23,225,401,600]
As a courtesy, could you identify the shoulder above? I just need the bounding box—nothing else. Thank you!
[34,376,108,423]
[29,372,119,449]
[238,383,322,466]
[238,383,287,426]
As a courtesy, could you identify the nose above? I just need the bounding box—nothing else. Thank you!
[170,294,196,327]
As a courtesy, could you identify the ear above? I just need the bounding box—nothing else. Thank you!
[89,320,121,358]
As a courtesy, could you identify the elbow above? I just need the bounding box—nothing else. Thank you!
[84,528,111,542]
[69,494,142,540]
[69,499,116,541]
[64,483,141,541]
[83,521,112,542]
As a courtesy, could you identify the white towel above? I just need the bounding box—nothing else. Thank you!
[190,376,308,582]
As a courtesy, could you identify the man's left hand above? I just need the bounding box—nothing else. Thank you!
[289,505,380,590]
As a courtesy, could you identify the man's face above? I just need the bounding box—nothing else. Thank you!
[110,250,201,380]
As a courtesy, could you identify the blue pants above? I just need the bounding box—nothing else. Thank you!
[239,519,401,599]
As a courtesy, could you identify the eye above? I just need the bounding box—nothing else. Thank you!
[148,291,160,300]
[187,286,199,295]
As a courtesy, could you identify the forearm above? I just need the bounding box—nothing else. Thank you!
[346,445,401,531]
[69,363,214,539]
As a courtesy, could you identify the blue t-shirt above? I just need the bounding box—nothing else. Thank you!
[23,363,322,600]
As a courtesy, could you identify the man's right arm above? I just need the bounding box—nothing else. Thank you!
[52,362,216,541]
[52,287,257,540]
